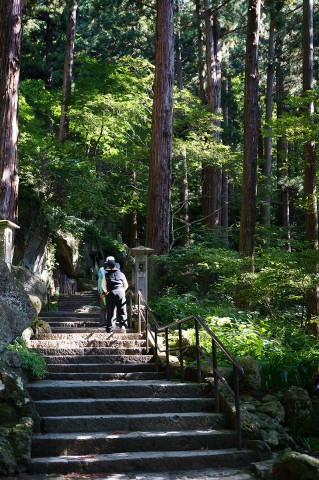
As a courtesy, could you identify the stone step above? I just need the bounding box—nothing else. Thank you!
[27,380,211,401]
[49,324,103,331]
[31,428,234,457]
[46,362,158,372]
[33,346,147,356]
[45,371,166,381]
[33,332,144,340]
[33,397,214,417]
[29,448,256,475]
[39,312,99,318]
[40,411,226,434]
[28,338,146,348]
[42,354,154,364]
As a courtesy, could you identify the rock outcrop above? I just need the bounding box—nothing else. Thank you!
[0,261,36,352]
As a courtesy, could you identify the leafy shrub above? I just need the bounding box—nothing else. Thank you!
[7,338,47,382]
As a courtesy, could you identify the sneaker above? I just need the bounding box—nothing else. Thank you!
[105,327,113,333]
[121,325,126,333]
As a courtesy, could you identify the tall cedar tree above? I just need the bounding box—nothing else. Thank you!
[239,0,261,261]
[59,0,78,142]
[303,0,317,249]
[261,5,275,226]
[202,1,222,229]
[303,0,318,318]
[0,0,24,223]
[146,0,174,254]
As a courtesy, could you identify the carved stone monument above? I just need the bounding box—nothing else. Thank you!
[129,245,154,303]
[0,220,20,271]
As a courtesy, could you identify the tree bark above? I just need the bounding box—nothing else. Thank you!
[195,0,207,104]
[303,0,318,318]
[175,0,184,90]
[261,12,275,226]
[202,1,222,229]
[145,0,174,255]
[303,0,317,250]
[59,0,78,142]
[0,0,24,223]
[276,31,290,239]
[239,0,261,261]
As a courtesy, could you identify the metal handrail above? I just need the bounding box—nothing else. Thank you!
[136,290,244,450]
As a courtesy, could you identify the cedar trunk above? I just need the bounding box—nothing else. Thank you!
[195,0,207,105]
[303,0,317,249]
[59,0,78,142]
[145,0,174,255]
[202,3,222,229]
[276,32,290,237]
[239,0,261,260]
[262,14,275,226]
[0,0,24,223]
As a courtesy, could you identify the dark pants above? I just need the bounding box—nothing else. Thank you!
[99,294,117,327]
[106,289,127,330]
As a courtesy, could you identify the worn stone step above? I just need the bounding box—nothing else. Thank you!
[33,397,214,417]
[42,354,154,365]
[29,448,256,474]
[31,428,234,457]
[45,371,166,381]
[40,411,226,434]
[33,346,147,356]
[28,338,146,348]
[27,380,211,401]
[40,312,99,318]
[46,363,157,373]
[33,332,144,341]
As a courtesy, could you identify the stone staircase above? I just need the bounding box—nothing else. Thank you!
[26,292,258,476]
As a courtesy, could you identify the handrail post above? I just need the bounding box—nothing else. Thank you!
[154,325,158,372]
[178,323,184,382]
[233,364,242,450]
[165,328,170,380]
[195,319,201,383]
[128,290,132,329]
[145,308,149,353]
[137,292,141,334]
[212,339,220,412]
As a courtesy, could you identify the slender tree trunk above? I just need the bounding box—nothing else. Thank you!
[0,0,24,223]
[175,0,184,90]
[220,73,229,244]
[303,0,317,250]
[303,0,318,318]
[146,0,174,254]
[195,0,206,104]
[262,13,275,226]
[276,32,290,243]
[202,1,222,229]
[59,0,78,142]
[179,146,190,243]
[239,0,261,262]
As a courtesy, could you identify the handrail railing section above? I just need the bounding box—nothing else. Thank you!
[136,290,244,450]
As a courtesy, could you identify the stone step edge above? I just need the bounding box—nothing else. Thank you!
[37,412,221,421]
[30,448,253,474]
[34,396,212,405]
[31,428,234,441]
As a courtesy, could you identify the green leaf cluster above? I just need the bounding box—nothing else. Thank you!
[7,338,47,382]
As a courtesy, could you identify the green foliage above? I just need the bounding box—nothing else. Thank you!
[7,339,47,382]
[150,240,319,392]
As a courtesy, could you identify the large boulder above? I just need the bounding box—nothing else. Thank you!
[11,265,48,310]
[281,386,312,435]
[239,355,262,392]
[0,261,36,352]
[272,451,319,480]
